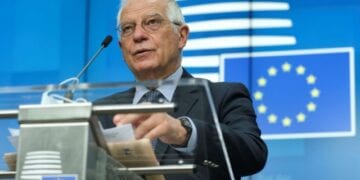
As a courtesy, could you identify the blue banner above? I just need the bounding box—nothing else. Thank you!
[221,48,355,139]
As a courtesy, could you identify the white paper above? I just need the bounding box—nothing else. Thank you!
[102,124,135,142]
[7,128,19,149]
[7,136,18,149]
[8,128,19,136]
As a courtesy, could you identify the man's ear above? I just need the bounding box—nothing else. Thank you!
[178,25,189,49]
[118,41,122,48]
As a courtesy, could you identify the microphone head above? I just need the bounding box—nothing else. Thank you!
[101,35,113,48]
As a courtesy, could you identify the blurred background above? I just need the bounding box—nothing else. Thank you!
[0,0,359,179]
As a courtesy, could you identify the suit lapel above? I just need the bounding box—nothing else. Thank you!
[113,88,135,104]
[171,68,199,116]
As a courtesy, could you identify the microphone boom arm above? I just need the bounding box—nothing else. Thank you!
[76,35,113,79]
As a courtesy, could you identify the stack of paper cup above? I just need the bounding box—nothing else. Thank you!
[20,151,63,180]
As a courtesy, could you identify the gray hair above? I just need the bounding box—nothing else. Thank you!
[117,0,185,28]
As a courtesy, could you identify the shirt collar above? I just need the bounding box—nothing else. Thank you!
[133,67,183,104]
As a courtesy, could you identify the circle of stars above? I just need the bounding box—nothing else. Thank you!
[253,62,321,127]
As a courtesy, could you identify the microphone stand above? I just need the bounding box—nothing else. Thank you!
[64,35,113,100]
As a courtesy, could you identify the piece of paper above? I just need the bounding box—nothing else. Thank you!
[7,128,19,149]
[3,152,17,171]
[7,136,18,150]
[107,139,164,180]
[103,124,164,179]
[102,124,135,142]
[8,128,19,137]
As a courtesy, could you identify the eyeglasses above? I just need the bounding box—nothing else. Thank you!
[117,15,181,38]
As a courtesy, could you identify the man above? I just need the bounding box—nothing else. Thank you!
[97,0,268,179]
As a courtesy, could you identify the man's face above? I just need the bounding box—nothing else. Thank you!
[119,0,188,81]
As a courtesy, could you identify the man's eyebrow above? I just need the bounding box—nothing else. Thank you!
[121,13,162,25]
[143,13,162,18]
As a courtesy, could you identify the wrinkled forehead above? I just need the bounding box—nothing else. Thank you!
[120,0,168,22]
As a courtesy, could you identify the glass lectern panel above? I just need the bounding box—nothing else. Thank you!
[0,79,234,180]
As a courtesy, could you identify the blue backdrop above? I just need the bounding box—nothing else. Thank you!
[0,0,359,179]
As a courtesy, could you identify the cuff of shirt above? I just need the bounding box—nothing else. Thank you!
[172,116,197,154]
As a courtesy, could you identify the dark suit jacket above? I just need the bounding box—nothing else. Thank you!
[95,69,268,180]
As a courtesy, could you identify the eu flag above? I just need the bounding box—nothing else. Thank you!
[221,47,355,139]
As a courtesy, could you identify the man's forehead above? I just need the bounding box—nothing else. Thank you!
[121,0,167,20]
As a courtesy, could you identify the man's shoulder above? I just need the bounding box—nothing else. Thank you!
[93,88,135,105]
[181,75,250,95]
[206,81,252,100]
[209,81,248,90]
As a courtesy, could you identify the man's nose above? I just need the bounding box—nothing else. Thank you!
[132,24,148,42]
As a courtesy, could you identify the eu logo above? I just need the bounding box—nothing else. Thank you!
[220,47,356,139]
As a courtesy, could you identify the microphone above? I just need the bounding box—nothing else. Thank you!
[76,35,113,79]
[64,35,113,100]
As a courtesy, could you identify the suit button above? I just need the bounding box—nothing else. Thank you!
[203,160,209,166]
[203,160,219,168]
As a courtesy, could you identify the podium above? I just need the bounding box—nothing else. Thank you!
[15,102,130,180]
[0,79,234,180]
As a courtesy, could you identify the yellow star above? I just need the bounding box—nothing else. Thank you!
[268,66,277,76]
[310,88,320,98]
[268,114,277,124]
[282,62,291,72]
[282,117,292,127]
[307,102,317,112]
[253,91,264,101]
[296,113,306,123]
[296,65,306,75]
[257,77,267,87]
[307,74,317,84]
[258,104,267,114]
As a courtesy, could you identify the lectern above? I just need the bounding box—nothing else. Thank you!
[0,79,233,180]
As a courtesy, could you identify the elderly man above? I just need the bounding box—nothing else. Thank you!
[98,0,268,179]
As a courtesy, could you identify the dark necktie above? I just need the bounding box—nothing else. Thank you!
[140,89,166,104]
[139,89,165,149]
